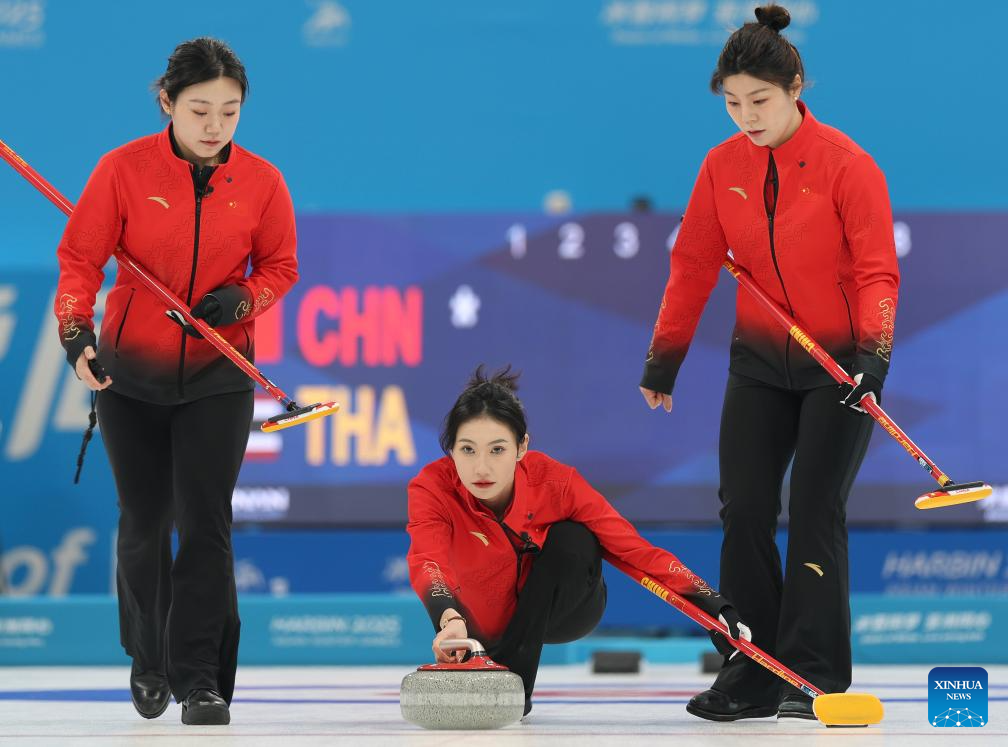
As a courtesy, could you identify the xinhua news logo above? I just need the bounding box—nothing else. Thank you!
[928,667,987,727]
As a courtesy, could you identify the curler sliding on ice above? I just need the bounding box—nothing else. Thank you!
[406,366,769,723]
[724,257,991,510]
[0,135,337,433]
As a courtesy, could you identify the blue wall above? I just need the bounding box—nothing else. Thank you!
[2,1,1006,272]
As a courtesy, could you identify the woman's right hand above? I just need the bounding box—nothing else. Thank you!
[75,346,112,391]
[432,618,469,663]
[639,386,672,413]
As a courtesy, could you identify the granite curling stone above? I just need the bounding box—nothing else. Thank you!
[400,638,525,730]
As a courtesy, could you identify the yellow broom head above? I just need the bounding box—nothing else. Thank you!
[915,482,992,510]
[813,692,884,726]
[261,401,340,432]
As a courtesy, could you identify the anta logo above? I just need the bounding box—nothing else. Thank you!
[804,562,824,577]
[146,196,170,209]
[469,531,489,547]
[728,187,748,200]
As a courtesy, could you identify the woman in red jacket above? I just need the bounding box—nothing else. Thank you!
[55,38,297,726]
[407,367,750,717]
[639,5,899,721]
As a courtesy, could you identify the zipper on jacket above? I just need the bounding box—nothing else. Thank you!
[113,288,135,357]
[177,164,214,399]
[764,152,794,388]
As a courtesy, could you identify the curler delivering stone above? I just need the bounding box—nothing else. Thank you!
[400,638,525,730]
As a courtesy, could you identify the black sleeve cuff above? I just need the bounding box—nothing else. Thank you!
[63,329,97,369]
[856,352,889,386]
[682,590,728,619]
[207,285,252,326]
[639,359,680,395]
[423,595,466,632]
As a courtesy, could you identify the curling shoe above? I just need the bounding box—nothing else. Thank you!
[777,693,816,720]
[130,663,170,719]
[181,688,230,725]
[686,688,778,721]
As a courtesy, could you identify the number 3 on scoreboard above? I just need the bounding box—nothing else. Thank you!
[614,222,639,259]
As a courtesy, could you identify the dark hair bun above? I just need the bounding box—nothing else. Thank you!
[754,4,791,32]
[439,364,526,454]
[467,364,520,394]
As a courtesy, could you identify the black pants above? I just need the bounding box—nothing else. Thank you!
[712,373,873,703]
[490,522,607,699]
[97,388,253,704]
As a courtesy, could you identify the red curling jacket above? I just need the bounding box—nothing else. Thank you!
[642,102,899,394]
[407,451,723,643]
[55,125,298,404]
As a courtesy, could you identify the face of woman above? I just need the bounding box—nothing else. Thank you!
[722,72,802,149]
[451,416,529,508]
[160,76,243,166]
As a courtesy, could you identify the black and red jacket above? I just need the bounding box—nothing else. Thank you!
[55,125,298,404]
[407,451,725,642]
[642,102,899,394]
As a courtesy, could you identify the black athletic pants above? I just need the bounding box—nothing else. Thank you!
[97,388,253,704]
[712,373,873,703]
[490,522,607,699]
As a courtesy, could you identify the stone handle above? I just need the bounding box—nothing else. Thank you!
[438,638,486,656]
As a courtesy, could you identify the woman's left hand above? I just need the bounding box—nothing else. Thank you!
[839,372,882,414]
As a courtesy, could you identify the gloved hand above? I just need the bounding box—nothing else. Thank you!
[708,605,752,660]
[191,293,223,326]
[165,292,225,339]
[839,371,883,414]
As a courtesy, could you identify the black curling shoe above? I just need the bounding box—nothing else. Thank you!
[129,663,170,719]
[686,688,778,721]
[181,689,230,725]
[778,693,816,720]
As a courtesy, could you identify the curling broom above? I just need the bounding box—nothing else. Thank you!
[608,555,884,727]
[0,135,337,432]
[724,258,990,510]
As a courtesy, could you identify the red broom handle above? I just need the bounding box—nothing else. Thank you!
[606,555,823,698]
[723,258,953,488]
[0,136,296,409]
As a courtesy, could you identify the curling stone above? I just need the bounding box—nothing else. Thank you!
[400,638,525,730]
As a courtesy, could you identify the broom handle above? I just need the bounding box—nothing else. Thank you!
[0,135,297,409]
[607,555,823,698]
[723,258,953,488]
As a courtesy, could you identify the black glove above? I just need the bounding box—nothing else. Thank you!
[839,371,883,414]
[191,293,223,326]
[707,605,752,660]
[165,289,233,339]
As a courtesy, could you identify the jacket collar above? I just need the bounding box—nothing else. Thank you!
[157,123,236,174]
[746,100,818,162]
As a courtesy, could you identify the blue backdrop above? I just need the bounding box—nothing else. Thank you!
[1,1,1006,601]
[1,0,1006,272]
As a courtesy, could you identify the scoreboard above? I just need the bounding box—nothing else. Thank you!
[230,212,1006,526]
